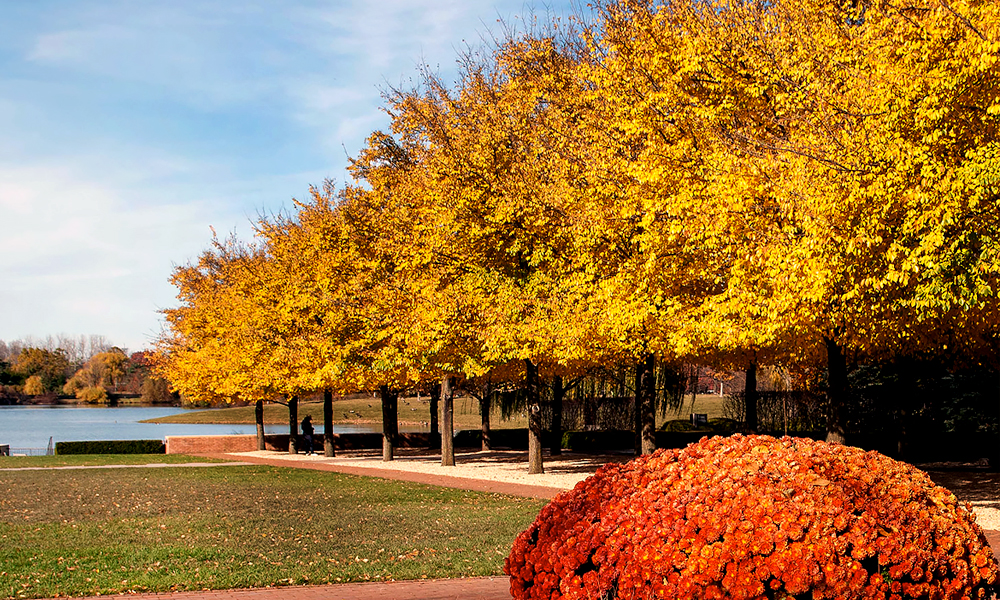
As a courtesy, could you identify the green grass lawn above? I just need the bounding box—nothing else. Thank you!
[0,464,544,599]
[0,455,228,469]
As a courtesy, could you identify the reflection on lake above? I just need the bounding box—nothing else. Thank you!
[0,405,412,449]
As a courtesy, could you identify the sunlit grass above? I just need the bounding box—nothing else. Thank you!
[663,393,727,420]
[0,465,544,598]
[145,397,529,430]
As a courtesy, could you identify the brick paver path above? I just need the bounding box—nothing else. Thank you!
[37,577,509,600]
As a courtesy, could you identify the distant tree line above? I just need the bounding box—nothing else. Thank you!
[0,336,174,405]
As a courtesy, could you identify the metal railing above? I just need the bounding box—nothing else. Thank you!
[5,447,52,456]
[1,439,54,456]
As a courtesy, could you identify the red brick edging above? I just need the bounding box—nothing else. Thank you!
[38,576,510,600]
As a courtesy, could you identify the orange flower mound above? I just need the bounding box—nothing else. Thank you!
[505,435,998,600]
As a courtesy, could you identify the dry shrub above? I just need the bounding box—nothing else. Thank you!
[506,435,998,600]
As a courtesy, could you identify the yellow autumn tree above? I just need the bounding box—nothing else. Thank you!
[375,31,627,471]
[63,347,129,403]
[583,0,999,441]
[155,235,298,450]
[157,0,998,464]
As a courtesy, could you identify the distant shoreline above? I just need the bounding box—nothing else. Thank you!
[2,394,175,407]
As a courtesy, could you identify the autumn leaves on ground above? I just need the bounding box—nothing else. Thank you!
[0,458,544,599]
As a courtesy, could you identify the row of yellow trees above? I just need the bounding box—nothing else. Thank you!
[156,0,999,473]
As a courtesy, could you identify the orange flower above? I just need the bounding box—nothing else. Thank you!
[506,436,999,600]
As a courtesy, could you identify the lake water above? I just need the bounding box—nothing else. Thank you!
[0,405,408,451]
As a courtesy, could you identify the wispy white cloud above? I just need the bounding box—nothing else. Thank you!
[310,1,474,69]
[0,158,217,350]
[283,0,540,166]
[28,25,125,62]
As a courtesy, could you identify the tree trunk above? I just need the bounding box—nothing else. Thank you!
[441,376,455,466]
[550,376,563,456]
[745,362,759,434]
[255,399,265,451]
[690,365,698,412]
[994,371,1000,471]
[525,359,544,474]
[430,382,440,450]
[288,395,298,454]
[896,407,908,459]
[481,391,492,451]
[380,385,398,461]
[323,388,335,457]
[825,337,848,444]
[639,354,656,455]
[633,362,643,456]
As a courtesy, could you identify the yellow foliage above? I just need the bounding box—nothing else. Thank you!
[23,375,44,396]
[155,0,1000,404]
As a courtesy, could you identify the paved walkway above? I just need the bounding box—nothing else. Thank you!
[0,462,251,472]
[38,577,510,600]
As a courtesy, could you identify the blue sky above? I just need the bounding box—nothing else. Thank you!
[0,0,576,353]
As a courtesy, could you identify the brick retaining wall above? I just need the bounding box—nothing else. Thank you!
[166,435,261,454]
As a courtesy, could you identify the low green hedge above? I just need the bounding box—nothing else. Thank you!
[55,440,166,455]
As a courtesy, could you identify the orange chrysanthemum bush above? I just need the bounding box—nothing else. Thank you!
[505,435,998,600]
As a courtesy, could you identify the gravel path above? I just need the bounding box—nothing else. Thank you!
[229,448,625,491]
[926,470,1000,529]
